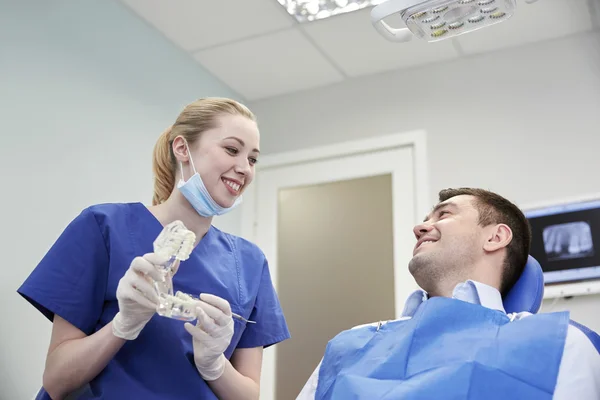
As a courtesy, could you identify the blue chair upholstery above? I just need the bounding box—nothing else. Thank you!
[503,255,544,314]
[502,255,600,353]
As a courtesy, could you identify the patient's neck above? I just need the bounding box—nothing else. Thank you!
[428,276,501,299]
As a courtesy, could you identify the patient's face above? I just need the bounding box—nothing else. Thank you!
[408,195,486,293]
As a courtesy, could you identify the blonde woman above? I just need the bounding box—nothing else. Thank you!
[19,98,290,400]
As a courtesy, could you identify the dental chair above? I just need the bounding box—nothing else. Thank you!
[503,255,545,314]
[505,255,599,352]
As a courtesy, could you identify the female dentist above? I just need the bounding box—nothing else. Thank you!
[18,98,290,400]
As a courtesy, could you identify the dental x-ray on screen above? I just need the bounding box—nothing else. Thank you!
[525,199,600,285]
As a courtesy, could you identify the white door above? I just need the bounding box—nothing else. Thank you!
[241,131,429,400]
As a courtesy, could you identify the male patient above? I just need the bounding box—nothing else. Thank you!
[297,188,600,400]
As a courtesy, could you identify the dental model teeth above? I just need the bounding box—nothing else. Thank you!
[153,220,196,261]
[159,291,257,324]
[157,291,199,321]
[152,221,196,309]
[151,220,256,324]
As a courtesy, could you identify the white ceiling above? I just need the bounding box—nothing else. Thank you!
[121,0,599,101]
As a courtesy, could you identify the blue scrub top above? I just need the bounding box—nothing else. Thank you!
[18,202,291,399]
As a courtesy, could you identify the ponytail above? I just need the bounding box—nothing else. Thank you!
[152,126,175,205]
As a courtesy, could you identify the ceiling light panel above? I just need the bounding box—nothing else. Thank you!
[277,0,386,23]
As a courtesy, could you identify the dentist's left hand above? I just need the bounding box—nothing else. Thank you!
[184,293,235,381]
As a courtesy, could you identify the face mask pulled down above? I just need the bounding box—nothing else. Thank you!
[176,144,242,217]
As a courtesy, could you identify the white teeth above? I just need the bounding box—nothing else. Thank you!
[224,179,241,192]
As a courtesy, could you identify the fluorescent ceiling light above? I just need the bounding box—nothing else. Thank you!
[277,0,386,23]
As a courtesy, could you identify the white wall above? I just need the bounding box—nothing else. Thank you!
[249,31,600,331]
[0,1,243,399]
[3,0,599,397]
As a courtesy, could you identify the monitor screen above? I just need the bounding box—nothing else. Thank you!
[525,199,600,285]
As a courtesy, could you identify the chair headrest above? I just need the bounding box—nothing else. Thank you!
[503,255,545,314]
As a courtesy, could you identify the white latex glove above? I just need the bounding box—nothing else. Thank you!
[112,253,172,340]
[184,293,235,381]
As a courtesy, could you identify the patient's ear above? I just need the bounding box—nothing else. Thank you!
[483,224,513,252]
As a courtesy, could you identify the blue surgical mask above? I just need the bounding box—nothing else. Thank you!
[176,144,242,217]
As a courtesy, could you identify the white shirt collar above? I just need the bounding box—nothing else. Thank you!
[401,280,506,317]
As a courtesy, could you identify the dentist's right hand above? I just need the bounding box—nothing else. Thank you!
[112,253,174,340]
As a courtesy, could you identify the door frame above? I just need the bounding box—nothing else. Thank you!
[239,129,430,400]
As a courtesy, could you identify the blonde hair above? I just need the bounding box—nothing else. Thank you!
[151,97,256,205]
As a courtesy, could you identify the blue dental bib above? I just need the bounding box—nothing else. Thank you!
[315,297,569,400]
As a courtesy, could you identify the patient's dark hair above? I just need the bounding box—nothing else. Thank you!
[438,188,532,296]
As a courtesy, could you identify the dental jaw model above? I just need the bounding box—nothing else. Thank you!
[152,221,256,324]
[152,220,197,321]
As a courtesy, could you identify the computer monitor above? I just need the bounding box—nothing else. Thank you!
[524,198,600,290]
